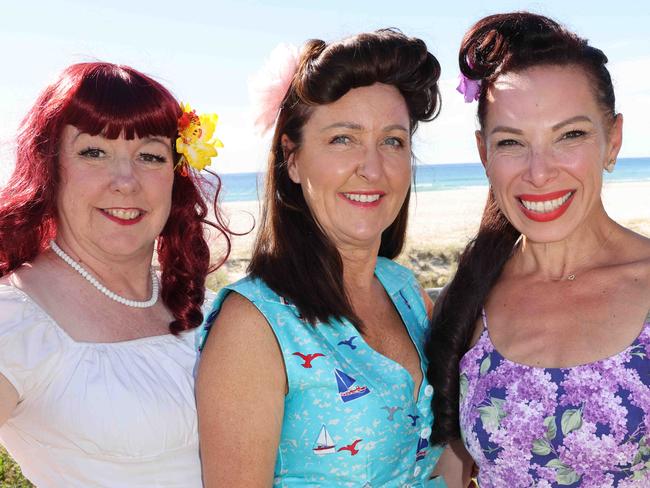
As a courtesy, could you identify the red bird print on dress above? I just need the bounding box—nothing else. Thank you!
[292,352,325,368]
[338,439,362,456]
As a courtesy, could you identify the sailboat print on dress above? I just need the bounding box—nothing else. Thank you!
[415,436,428,461]
[334,369,370,402]
[312,425,336,455]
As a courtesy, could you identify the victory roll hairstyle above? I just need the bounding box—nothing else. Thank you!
[426,12,618,445]
[249,28,441,329]
[0,62,231,334]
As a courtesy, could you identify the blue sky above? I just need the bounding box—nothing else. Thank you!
[1,0,648,177]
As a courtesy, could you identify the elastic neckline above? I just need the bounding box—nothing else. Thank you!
[2,283,188,347]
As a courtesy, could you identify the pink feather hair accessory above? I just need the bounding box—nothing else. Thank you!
[249,43,300,134]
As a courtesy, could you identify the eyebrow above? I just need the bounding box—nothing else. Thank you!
[489,115,594,136]
[71,133,169,146]
[320,122,408,133]
[551,115,593,131]
[383,124,409,133]
[489,126,524,136]
[143,136,171,146]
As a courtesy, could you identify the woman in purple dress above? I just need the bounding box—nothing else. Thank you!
[426,12,650,487]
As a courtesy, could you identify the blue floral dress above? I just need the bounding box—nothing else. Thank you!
[200,258,445,487]
[459,309,650,487]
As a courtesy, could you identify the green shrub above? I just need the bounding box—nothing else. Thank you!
[0,446,33,487]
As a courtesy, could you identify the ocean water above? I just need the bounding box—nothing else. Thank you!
[217,157,650,203]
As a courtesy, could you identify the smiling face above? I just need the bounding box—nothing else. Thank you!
[56,125,175,262]
[476,65,622,243]
[284,83,412,253]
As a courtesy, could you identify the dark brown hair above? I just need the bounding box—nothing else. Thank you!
[248,28,441,328]
[425,12,618,445]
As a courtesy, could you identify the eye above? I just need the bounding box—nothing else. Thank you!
[139,152,167,163]
[383,136,405,148]
[78,147,105,158]
[496,139,521,147]
[561,130,586,140]
[330,135,352,145]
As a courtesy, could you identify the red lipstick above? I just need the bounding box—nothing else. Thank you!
[99,208,145,226]
[517,190,575,223]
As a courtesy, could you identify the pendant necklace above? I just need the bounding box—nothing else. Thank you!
[558,229,615,281]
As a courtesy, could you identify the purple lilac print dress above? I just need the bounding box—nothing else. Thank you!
[459,310,650,487]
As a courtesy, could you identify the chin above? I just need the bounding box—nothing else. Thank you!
[99,238,155,258]
[517,224,579,244]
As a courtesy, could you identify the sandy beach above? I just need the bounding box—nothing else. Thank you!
[210,180,650,287]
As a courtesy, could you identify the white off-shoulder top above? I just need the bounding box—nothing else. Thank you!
[0,282,209,488]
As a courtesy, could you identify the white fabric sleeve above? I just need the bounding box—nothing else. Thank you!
[0,284,65,400]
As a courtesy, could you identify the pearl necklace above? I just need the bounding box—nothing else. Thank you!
[49,240,159,308]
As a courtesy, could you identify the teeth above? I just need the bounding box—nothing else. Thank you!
[343,193,381,203]
[104,208,141,220]
[520,192,572,213]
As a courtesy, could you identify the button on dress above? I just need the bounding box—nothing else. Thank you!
[201,258,445,487]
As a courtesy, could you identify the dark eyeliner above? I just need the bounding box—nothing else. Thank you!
[78,147,104,157]
[140,152,167,163]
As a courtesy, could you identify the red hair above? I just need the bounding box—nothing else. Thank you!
[0,62,231,333]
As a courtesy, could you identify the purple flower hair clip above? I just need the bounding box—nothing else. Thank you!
[456,73,481,103]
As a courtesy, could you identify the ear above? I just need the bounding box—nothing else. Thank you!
[281,134,300,184]
[606,113,623,164]
[475,130,488,169]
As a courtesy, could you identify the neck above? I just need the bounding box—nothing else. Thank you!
[513,211,619,281]
[50,237,155,301]
[339,243,380,296]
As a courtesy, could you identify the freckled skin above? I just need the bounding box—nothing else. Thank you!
[56,125,174,265]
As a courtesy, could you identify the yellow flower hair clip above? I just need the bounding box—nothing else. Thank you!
[175,102,223,174]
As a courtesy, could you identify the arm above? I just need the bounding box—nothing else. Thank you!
[0,374,19,426]
[432,440,475,488]
[196,292,286,487]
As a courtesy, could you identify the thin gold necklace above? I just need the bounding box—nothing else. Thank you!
[561,229,615,281]
[518,229,616,281]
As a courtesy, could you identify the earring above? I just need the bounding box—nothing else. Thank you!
[604,159,616,173]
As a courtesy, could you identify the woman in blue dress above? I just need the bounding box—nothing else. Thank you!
[197,29,461,486]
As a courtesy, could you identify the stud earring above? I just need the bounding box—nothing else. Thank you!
[604,159,616,173]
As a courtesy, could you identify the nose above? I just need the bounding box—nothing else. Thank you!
[109,157,140,194]
[523,149,559,187]
[356,146,384,182]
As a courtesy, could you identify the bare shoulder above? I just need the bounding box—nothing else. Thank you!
[606,226,650,316]
[202,291,279,348]
[620,228,650,281]
[6,255,57,299]
[196,291,286,487]
[198,291,285,386]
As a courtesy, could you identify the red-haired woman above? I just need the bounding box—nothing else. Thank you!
[0,62,229,487]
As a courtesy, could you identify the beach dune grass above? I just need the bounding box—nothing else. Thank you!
[0,446,33,487]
